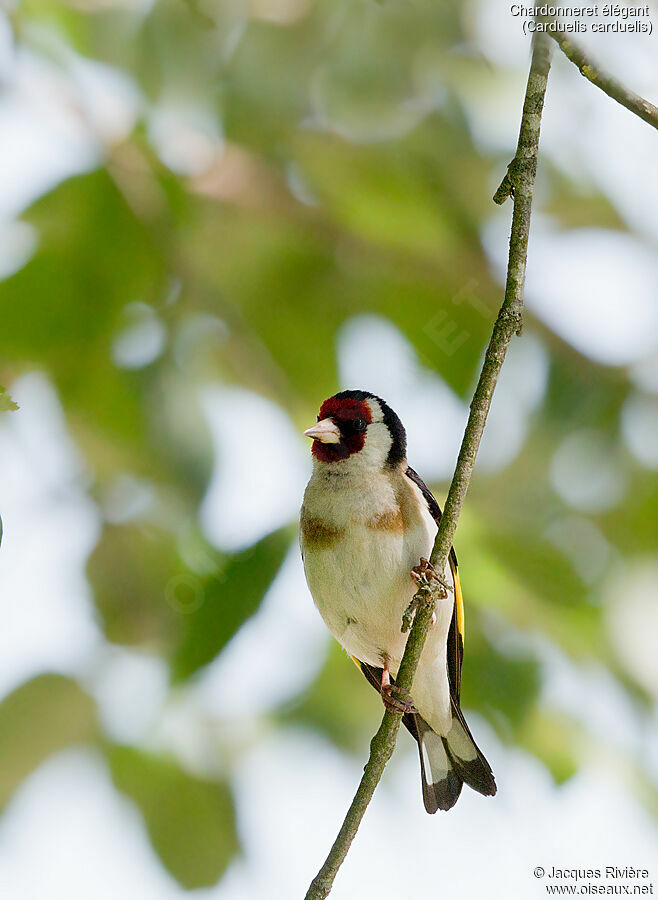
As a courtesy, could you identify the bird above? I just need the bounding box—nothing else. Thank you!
[299,389,496,812]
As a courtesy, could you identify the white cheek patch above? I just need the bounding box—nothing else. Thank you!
[359,422,393,469]
[366,397,385,426]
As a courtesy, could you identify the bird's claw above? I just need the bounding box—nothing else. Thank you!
[403,558,451,632]
[381,682,417,716]
[410,557,451,598]
[411,557,440,587]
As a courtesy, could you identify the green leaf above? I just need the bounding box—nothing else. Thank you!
[0,385,18,411]
[87,523,185,649]
[1,170,160,361]
[107,745,239,889]
[0,170,172,482]
[171,527,292,681]
[0,674,97,811]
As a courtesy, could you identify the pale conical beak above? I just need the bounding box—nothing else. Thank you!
[303,418,341,444]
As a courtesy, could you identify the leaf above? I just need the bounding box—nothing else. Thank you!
[0,170,173,482]
[0,674,97,811]
[1,170,160,361]
[107,745,239,889]
[171,527,292,681]
[0,385,18,411]
[87,523,186,649]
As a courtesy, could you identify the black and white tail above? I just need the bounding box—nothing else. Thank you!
[411,699,496,813]
[357,659,496,812]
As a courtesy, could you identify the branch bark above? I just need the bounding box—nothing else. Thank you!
[303,33,553,900]
[549,28,658,130]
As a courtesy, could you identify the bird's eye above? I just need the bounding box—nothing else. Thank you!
[353,418,367,432]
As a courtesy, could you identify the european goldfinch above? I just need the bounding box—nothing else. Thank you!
[300,390,496,812]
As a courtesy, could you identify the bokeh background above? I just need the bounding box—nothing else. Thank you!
[1,1,658,897]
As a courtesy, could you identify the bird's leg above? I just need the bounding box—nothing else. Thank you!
[380,663,417,716]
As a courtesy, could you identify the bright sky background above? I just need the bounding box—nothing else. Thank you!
[0,2,657,898]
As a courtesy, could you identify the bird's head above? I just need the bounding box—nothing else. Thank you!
[304,390,406,470]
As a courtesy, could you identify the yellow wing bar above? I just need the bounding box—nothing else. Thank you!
[451,556,465,645]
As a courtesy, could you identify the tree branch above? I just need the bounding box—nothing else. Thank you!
[303,33,553,900]
[549,28,658,131]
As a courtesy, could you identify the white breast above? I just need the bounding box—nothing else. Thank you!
[301,467,451,677]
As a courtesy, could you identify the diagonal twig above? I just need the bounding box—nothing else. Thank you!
[303,33,553,900]
[549,28,658,130]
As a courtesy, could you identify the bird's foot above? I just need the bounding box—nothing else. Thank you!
[411,557,441,590]
[403,558,451,632]
[381,682,417,716]
[411,557,451,599]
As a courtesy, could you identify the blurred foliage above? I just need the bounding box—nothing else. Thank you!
[517,710,581,786]
[0,675,97,811]
[89,522,190,648]
[171,526,292,681]
[0,386,19,412]
[107,745,238,888]
[283,643,382,752]
[88,521,291,673]
[0,0,657,889]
